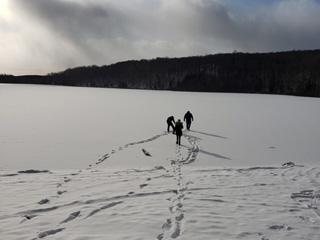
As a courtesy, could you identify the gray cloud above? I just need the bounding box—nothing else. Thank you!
[13,0,131,39]
[1,0,320,75]
[10,0,130,63]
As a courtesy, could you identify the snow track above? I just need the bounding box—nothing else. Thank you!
[182,132,200,165]
[157,146,187,239]
[156,131,200,239]
[4,131,201,240]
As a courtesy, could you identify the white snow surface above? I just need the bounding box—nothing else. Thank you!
[1,84,320,239]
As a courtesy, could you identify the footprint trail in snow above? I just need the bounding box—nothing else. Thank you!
[157,133,200,239]
[16,131,197,239]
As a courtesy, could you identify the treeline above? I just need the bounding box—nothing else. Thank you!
[1,49,320,97]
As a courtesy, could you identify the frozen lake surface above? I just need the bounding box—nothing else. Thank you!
[1,84,320,239]
[1,84,319,169]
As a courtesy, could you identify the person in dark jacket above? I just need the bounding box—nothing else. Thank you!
[167,116,175,133]
[175,119,183,145]
[184,111,193,130]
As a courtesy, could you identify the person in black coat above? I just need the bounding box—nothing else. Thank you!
[184,111,193,130]
[167,116,175,133]
[175,119,183,145]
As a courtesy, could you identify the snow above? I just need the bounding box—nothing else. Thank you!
[0,84,320,239]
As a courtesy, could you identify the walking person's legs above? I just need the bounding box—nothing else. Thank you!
[177,135,181,145]
[167,122,175,133]
[187,121,191,130]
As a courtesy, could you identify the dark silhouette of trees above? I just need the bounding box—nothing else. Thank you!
[1,49,320,97]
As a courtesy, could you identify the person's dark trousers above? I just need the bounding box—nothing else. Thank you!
[167,122,175,133]
[186,121,191,130]
[176,135,181,145]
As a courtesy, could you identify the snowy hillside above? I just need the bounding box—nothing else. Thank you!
[1,84,320,239]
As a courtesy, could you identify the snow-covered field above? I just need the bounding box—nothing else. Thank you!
[1,84,320,239]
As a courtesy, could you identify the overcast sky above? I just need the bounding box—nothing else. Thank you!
[1,0,320,75]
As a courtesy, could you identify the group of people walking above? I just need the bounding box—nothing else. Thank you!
[166,111,194,145]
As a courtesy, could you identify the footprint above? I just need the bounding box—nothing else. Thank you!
[258,233,270,240]
[175,213,184,221]
[157,233,164,240]
[289,209,300,213]
[38,199,50,205]
[60,211,81,224]
[162,219,172,230]
[64,177,71,183]
[38,228,65,238]
[268,224,293,230]
[154,166,166,171]
[171,225,181,238]
[22,214,37,220]
[299,216,315,224]
[177,201,184,208]
[85,201,123,219]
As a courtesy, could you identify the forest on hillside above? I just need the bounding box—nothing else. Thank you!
[1,50,320,97]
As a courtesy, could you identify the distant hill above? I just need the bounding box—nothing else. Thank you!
[1,49,320,97]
